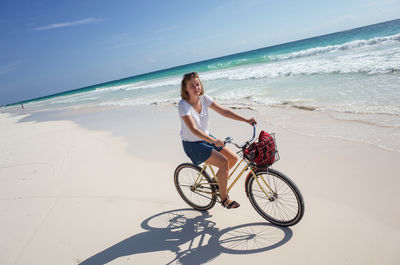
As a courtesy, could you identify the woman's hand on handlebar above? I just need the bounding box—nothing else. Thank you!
[246,117,257,126]
[213,138,225,147]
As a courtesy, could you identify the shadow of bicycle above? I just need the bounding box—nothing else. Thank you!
[79,208,292,265]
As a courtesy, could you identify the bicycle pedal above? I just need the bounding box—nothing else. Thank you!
[211,178,219,190]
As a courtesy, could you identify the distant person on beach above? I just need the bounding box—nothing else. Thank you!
[178,72,257,209]
[21,103,24,109]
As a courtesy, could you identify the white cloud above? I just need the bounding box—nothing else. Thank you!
[155,26,177,33]
[147,57,156,63]
[34,18,104,31]
[0,61,21,76]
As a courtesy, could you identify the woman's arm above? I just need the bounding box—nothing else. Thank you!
[210,101,257,125]
[181,115,225,147]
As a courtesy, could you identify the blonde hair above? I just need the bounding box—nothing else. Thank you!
[180,72,204,100]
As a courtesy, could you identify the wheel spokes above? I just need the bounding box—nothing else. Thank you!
[251,172,299,223]
[175,165,216,209]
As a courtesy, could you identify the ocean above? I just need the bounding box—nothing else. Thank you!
[3,19,400,152]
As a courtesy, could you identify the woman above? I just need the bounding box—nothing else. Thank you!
[178,72,257,209]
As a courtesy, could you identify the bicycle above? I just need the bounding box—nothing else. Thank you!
[174,124,305,227]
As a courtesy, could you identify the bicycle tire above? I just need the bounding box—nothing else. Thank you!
[246,168,304,226]
[174,163,217,211]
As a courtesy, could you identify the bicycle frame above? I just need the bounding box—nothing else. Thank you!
[195,157,275,201]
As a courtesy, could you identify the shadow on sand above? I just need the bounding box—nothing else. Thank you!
[79,208,292,265]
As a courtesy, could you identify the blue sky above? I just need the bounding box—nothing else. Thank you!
[1,0,399,105]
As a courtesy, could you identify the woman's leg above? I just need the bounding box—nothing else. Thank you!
[219,146,238,171]
[205,149,239,208]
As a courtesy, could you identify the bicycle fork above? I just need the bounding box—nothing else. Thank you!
[245,168,277,201]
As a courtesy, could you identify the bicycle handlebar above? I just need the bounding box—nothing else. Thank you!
[224,123,257,149]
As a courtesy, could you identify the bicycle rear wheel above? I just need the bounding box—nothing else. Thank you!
[247,168,304,226]
[174,163,217,211]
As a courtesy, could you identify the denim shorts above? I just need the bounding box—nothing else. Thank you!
[182,137,224,165]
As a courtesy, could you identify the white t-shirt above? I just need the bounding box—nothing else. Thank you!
[178,94,213,142]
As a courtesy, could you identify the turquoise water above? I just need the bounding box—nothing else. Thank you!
[7,19,400,110]
[8,18,399,110]
[3,18,400,151]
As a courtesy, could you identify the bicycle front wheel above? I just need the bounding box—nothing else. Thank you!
[174,163,217,211]
[247,168,304,226]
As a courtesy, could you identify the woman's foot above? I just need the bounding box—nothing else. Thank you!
[212,178,219,190]
[221,197,240,209]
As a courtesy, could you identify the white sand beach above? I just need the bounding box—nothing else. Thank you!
[1,105,399,265]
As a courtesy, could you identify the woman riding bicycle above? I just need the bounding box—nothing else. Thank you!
[178,72,257,209]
